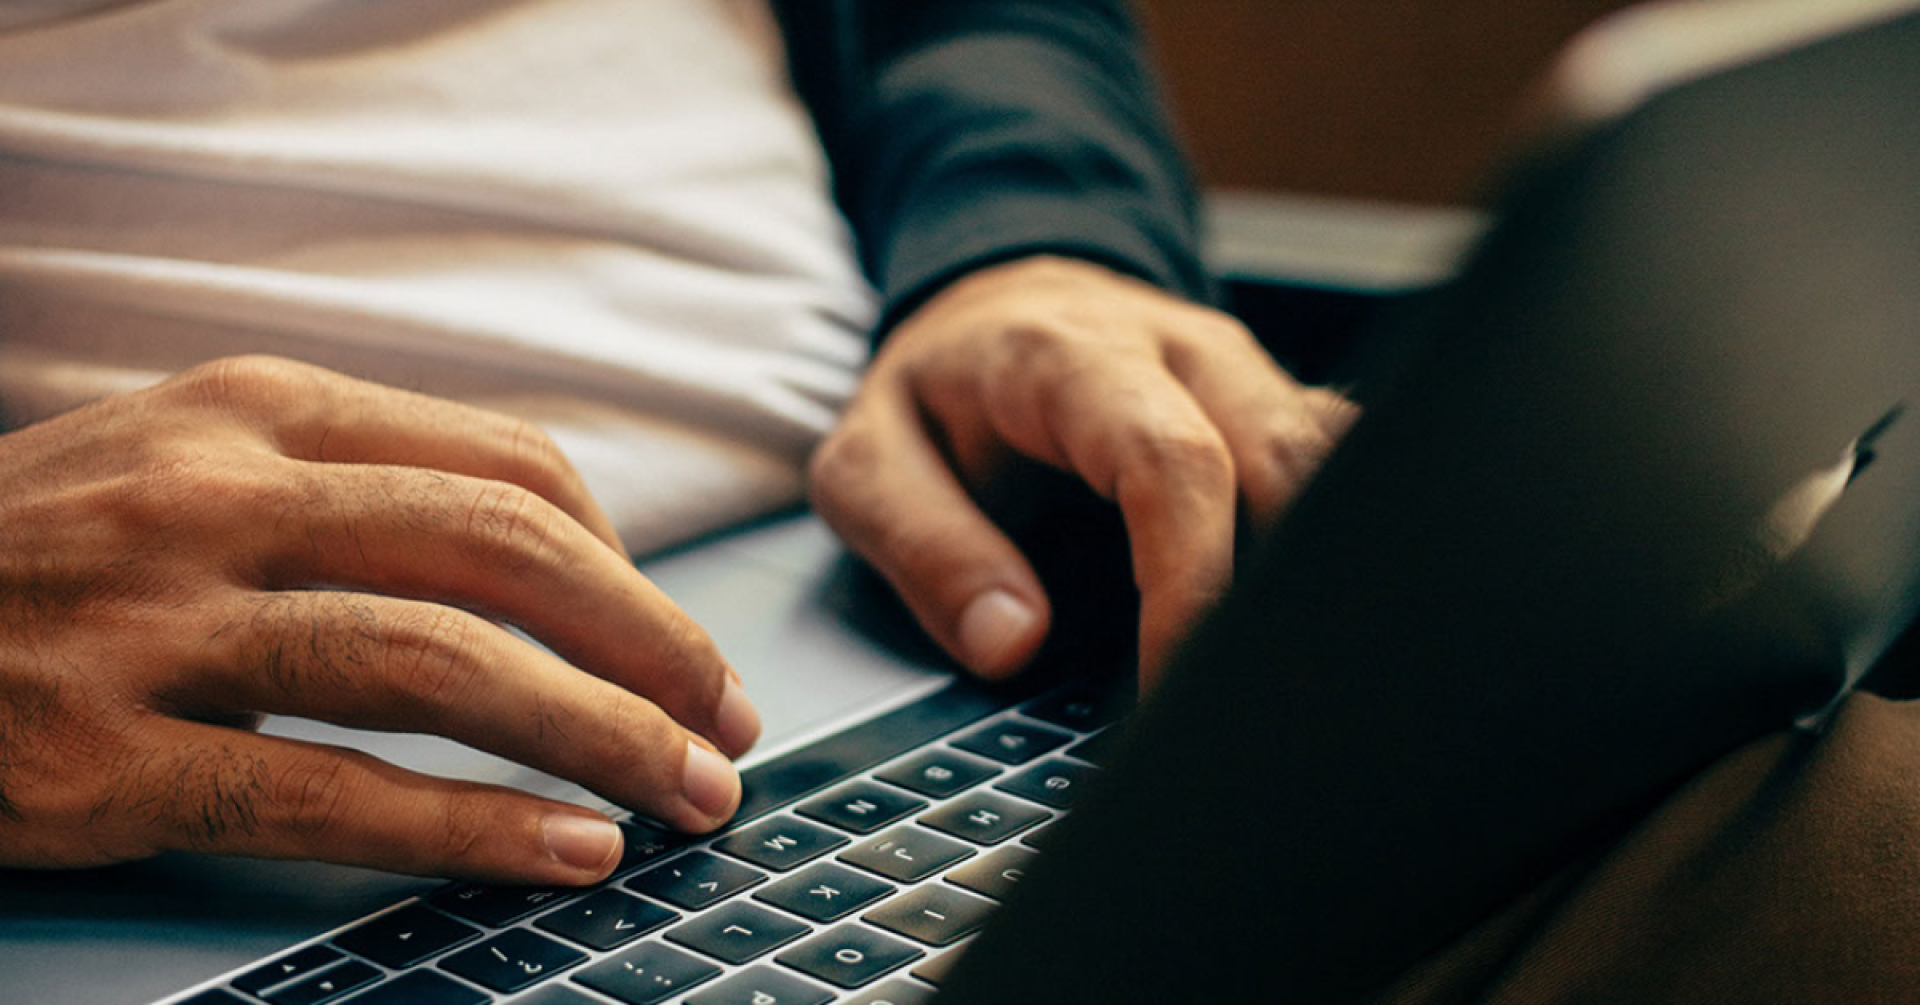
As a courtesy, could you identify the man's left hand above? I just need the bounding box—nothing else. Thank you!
[810,256,1356,686]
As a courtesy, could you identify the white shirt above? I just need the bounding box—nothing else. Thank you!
[0,0,875,554]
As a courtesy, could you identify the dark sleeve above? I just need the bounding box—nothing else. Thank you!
[778,0,1214,341]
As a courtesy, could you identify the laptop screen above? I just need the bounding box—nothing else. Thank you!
[940,12,1920,1004]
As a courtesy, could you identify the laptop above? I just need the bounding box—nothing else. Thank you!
[5,6,1918,1004]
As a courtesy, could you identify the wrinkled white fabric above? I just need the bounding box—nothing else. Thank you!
[0,0,875,555]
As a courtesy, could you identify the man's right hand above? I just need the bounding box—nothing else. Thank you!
[0,356,760,885]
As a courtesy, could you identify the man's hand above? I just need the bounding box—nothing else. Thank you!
[812,257,1356,685]
[0,356,759,884]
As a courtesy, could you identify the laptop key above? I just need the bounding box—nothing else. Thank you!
[864,886,997,947]
[994,758,1097,809]
[909,942,970,986]
[683,965,833,1005]
[433,884,571,928]
[234,945,344,995]
[333,904,479,969]
[536,888,677,952]
[665,900,810,965]
[1065,729,1118,766]
[796,781,926,835]
[917,792,1049,845]
[950,721,1071,765]
[837,825,974,883]
[513,986,600,1005]
[1021,685,1128,731]
[573,941,720,1005]
[874,749,1001,799]
[711,815,848,872]
[439,928,585,993]
[338,971,488,1005]
[944,846,1039,901]
[181,993,249,1005]
[754,862,895,923]
[614,820,689,877]
[776,924,923,988]
[844,978,937,1005]
[626,851,765,911]
[263,960,381,1005]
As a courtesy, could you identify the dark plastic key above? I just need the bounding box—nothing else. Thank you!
[433,884,571,928]
[910,943,970,986]
[338,971,488,1005]
[1066,729,1119,766]
[181,993,248,1005]
[234,945,344,995]
[711,816,848,872]
[844,978,937,1005]
[333,904,479,969]
[683,966,833,1005]
[837,826,974,883]
[1019,819,1058,850]
[776,924,924,989]
[874,750,1001,799]
[627,852,765,911]
[1021,685,1129,732]
[514,986,601,1005]
[754,862,895,923]
[614,820,688,877]
[994,758,1097,809]
[944,846,1040,901]
[572,941,720,1005]
[263,961,380,1005]
[864,886,997,947]
[439,928,585,994]
[949,721,1071,765]
[536,888,677,952]
[665,901,810,965]
[917,792,1049,845]
[795,782,926,835]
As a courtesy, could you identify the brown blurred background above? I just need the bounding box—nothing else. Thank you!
[1137,0,1644,205]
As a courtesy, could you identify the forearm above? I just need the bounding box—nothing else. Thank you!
[784,0,1213,339]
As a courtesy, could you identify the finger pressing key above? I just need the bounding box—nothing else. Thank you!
[134,722,636,884]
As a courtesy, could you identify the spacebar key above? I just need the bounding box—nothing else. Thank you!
[341,971,490,1005]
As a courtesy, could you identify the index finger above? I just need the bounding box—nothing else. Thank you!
[948,353,1238,681]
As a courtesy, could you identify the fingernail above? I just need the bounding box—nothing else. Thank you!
[681,740,740,825]
[958,589,1039,674]
[542,813,622,874]
[713,677,762,757]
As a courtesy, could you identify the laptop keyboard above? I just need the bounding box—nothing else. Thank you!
[168,680,1124,1005]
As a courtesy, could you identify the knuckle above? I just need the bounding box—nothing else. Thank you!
[1135,424,1235,488]
[464,483,561,577]
[436,795,491,864]
[175,355,318,414]
[503,418,571,484]
[0,719,97,826]
[653,608,720,683]
[385,606,485,713]
[270,753,355,841]
[806,426,878,514]
[989,321,1083,381]
[596,695,676,780]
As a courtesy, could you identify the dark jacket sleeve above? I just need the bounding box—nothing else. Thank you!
[776,0,1214,340]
